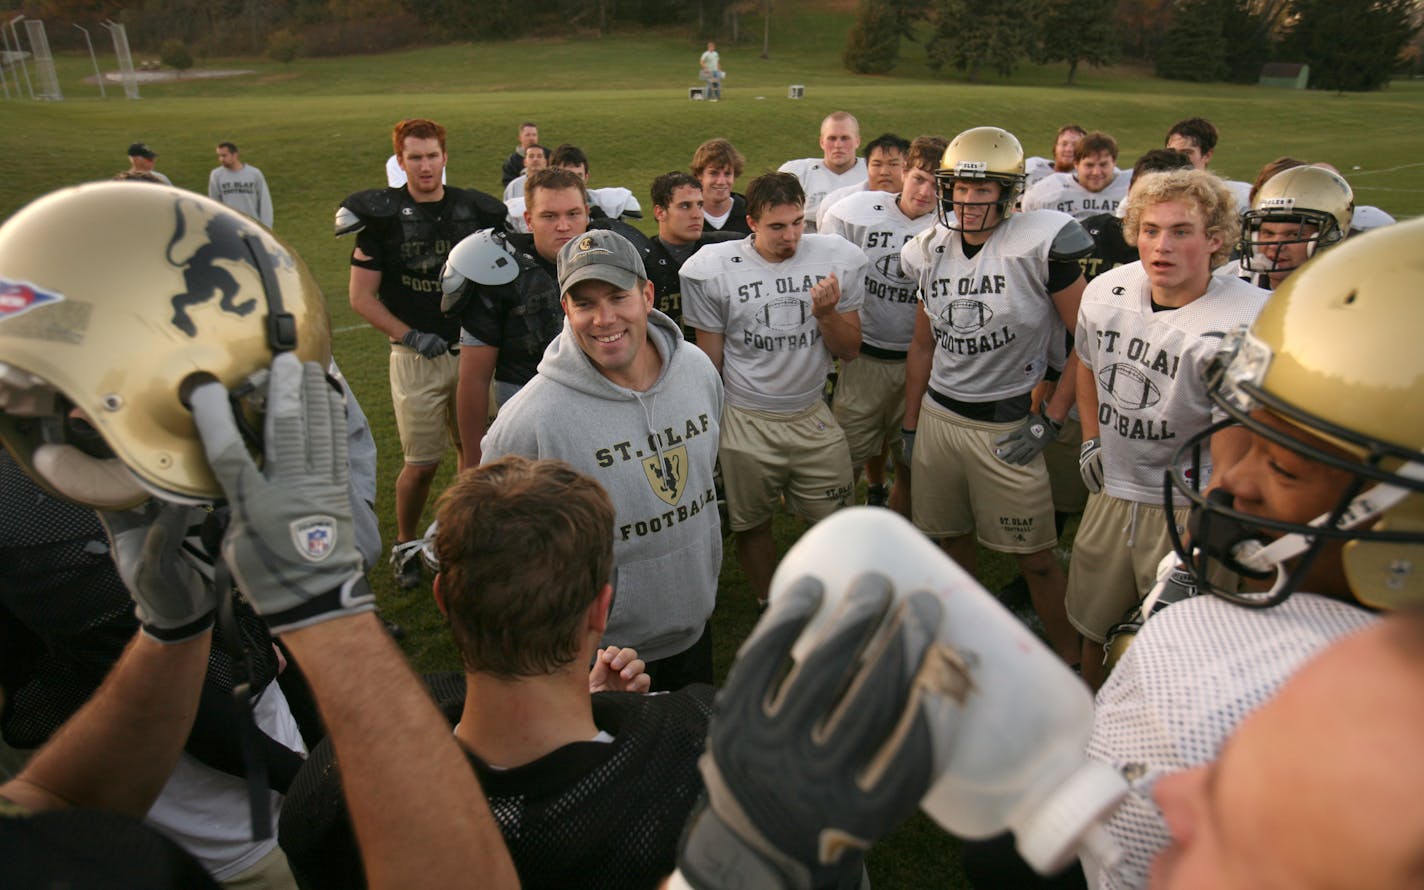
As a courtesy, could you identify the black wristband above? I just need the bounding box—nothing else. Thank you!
[141,611,216,643]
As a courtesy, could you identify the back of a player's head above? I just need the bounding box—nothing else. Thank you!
[550,143,590,175]
[746,171,805,219]
[865,132,910,160]
[526,167,588,210]
[1165,117,1218,155]
[393,118,446,156]
[1131,148,1194,181]
[651,171,701,209]
[691,137,745,177]
[906,135,950,175]
[435,456,615,678]
[1123,169,1239,267]
[1074,130,1119,162]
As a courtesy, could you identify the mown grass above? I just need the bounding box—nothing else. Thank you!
[3,7,1422,883]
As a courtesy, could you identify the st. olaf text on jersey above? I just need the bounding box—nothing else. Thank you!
[593,414,714,468]
[1094,328,1182,441]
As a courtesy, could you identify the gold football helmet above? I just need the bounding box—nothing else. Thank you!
[1166,217,1424,611]
[1239,165,1353,276]
[0,182,331,508]
[937,126,1026,231]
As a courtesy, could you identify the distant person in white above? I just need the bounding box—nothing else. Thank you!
[1022,130,1132,220]
[1024,123,1085,190]
[1164,116,1253,210]
[778,111,867,233]
[207,141,273,228]
[126,142,172,186]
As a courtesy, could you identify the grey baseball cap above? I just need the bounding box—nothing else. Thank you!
[557,229,642,295]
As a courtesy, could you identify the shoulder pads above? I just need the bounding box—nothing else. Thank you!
[1050,219,1095,261]
[334,188,399,237]
[445,187,510,230]
[440,229,519,315]
[700,230,745,246]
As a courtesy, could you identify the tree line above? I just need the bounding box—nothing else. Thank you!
[843,0,1422,91]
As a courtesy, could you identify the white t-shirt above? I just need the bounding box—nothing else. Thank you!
[1075,262,1267,502]
[900,211,1076,401]
[1023,169,1133,220]
[700,49,720,76]
[777,156,868,233]
[820,190,936,352]
[681,233,868,412]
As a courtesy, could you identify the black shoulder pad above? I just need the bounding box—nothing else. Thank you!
[701,231,745,246]
[340,188,400,220]
[445,187,510,231]
[1050,219,1096,261]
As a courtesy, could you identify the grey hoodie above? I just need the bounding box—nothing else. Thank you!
[481,309,724,662]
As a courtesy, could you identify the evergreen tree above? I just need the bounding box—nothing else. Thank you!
[1033,0,1120,84]
[1282,0,1419,92]
[844,0,903,73]
[926,0,1041,83]
[1154,0,1228,82]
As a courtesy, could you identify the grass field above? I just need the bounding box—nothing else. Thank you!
[3,6,1423,883]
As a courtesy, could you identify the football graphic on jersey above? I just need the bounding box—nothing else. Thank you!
[942,299,993,334]
[1099,362,1162,410]
[758,297,809,331]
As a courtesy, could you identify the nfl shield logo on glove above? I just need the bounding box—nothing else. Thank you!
[291,516,338,562]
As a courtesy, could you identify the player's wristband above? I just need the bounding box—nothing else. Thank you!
[140,611,216,644]
[262,574,377,636]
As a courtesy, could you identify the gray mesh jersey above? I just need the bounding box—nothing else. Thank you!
[281,683,713,890]
[1082,594,1376,889]
[1022,169,1133,220]
[681,233,868,413]
[820,190,937,352]
[901,210,1076,402]
[1075,261,1268,503]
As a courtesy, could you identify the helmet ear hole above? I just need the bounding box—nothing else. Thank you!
[179,372,222,409]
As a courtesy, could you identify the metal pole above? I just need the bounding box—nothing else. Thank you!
[0,25,12,100]
[8,16,33,99]
[75,24,106,98]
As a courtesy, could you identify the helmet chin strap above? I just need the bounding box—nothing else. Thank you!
[1154,462,1424,612]
[32,442,147,509]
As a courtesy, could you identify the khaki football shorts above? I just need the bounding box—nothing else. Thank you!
[832,354,907,466]
[720,401,853,531]
[389,343,460,465]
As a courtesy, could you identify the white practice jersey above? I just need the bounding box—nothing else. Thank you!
[1076,261,1267,503]
[1023,169,1133,220]
[901,211,1078,402]
[1352,204,1396,232]
[681,233,869,413]
[1024,156,1058,190]
[1222,177,1252,212]
[778,156,868,232]
[815,182,869,231]
[820,190,936,352]
[1084,593,1376,890]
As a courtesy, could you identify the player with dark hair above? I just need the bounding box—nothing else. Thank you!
[281,455,708,889]
[820,134,946,514]
[691,137,750,234]
[901,126,1091,664]
[1164,116,1252,208]
[208,141,273,228]
[815,131,910,230]
[645,171,741,337]
[1022,130,1131,220]
[682,171,868,607]
[341,117,507,590]
[500,120,539,186]
[1069,169,1267,689]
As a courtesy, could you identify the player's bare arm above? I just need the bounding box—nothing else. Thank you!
[811,274,862,361]
[694,329,725,375]
[457,345,498,467]
[349,255,411,341]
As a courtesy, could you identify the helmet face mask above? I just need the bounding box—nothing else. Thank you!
[936,127,1026,233]
[1239,166,1353,278]
[0,182,331,508]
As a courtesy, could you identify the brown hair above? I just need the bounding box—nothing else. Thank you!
[1249,156,1307,205]
[906,135,950,174]
[690,137,746,178]
[392,118,446,156]
[526,166,588,211]
[1123,169,1240,269]
[435,456,615,678]
[1074,130,1119,163]
[745,171,805,219]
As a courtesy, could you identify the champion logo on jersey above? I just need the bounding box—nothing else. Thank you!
[731,256,742,263]
[291,516,338,562]
[1112,286,1126,296]
[0,278,63,321]
[401,207,415,216]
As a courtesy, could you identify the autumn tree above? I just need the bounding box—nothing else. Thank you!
[926,0,1041,82]
[1034,0,1120,84]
